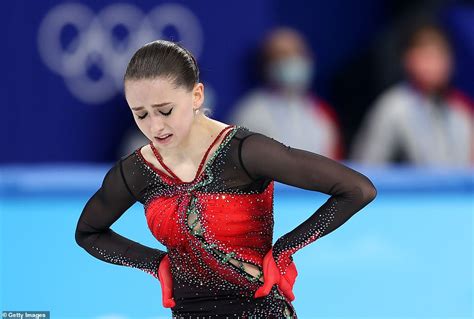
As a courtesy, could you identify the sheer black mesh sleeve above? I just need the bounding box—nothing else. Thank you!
[239,132,377,275]
[74,158,167,280]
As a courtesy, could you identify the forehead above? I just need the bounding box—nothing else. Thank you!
[125,77,186,107]
[411,29,450,50]
[264,30,308,60]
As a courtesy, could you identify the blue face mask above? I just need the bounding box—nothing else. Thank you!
[266,56,314,91]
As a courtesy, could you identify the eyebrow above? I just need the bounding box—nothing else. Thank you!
[131,102,172,111]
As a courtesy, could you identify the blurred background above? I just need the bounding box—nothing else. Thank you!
[1,0,473,318]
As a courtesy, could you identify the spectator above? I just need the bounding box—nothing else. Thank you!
[228,27,344,160]
[350,22,474,167]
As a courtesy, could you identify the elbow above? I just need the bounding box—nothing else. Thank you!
[75,219,102,250]
[360,178,377,204]
[75,221,89,249]
[336,176,377,210]
[75,227,84,248]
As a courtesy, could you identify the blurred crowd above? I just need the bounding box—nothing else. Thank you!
[230,22,473,167]
[120,22,473,168]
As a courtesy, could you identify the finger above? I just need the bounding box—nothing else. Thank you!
[278,276,295,301]
[159,275,175,308]
[254,251,278,298]
[254,265,274,298]
[162,297,176,308]
[287,261,298,277]
[162,268,173,288]
[283,261,298,288]
[158,255,175,308]
[159,280,175,307]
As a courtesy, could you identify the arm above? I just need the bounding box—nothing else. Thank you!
[74,158,167,280]
[239,133,377,275]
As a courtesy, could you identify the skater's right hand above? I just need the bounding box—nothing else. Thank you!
[158,254,176,308]
[279,260,297,297]
[254,248,298,301]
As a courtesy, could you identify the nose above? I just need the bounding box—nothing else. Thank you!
[149,114,167,135]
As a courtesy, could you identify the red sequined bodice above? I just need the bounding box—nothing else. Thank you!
[137,125,274,292]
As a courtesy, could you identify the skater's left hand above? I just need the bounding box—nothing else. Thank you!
[254,247,298,301]
[158,254,176,308]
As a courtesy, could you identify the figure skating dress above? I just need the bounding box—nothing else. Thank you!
[75,124,377,318]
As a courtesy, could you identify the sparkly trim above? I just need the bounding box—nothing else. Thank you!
[273,199,338,275]
[133,125,297,316]
[150,124,235,183]
[185,191,264,284]
[90,245,163,280]
[188,125,240,190]
[137,125,239,186]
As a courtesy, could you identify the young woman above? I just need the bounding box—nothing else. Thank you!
[75,40,377,318]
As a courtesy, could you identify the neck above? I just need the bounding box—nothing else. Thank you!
[408,77,447,98]
[182,113,215,151]
[269,83,305,100]
[159,113,216,162]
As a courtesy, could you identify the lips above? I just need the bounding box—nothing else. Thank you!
[155,134,173,143]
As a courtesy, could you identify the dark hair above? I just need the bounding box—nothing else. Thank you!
[400,21,451,53]
[124,40,199,92]
[124,40,212,116]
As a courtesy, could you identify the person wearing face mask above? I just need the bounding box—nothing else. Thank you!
[350,22,474,167]
[229,27,344,160]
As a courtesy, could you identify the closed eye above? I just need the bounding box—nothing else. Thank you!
[160,108,173,116]
[137,108,173,120]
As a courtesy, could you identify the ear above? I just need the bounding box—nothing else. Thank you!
[192,83,205,108]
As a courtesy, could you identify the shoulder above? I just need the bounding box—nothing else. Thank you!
[446,88,474,116]
[309,94,341,125]
[232,125,261,141]
[376,83,413,105]
[117,145,154,203]
[369,83,416,118]
[119,143,148,167]
[236,88,269,104]
[228,125,268,156]
[232,89,273,115]
[231,126,288,154]
[119,144,151,180]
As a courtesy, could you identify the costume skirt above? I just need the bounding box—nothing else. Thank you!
[170,276,297,319]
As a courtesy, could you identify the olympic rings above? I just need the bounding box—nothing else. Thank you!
[37,3,204,104]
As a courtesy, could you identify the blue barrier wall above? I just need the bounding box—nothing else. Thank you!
[0,165,472,318]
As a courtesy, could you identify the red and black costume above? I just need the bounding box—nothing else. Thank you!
[75,125,377,318]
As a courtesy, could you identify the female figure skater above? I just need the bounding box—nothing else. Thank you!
[75,40,377,318]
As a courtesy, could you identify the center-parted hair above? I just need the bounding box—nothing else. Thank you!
[124,40,200,92]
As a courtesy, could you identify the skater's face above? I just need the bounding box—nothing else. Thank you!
[124,76,204,150]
